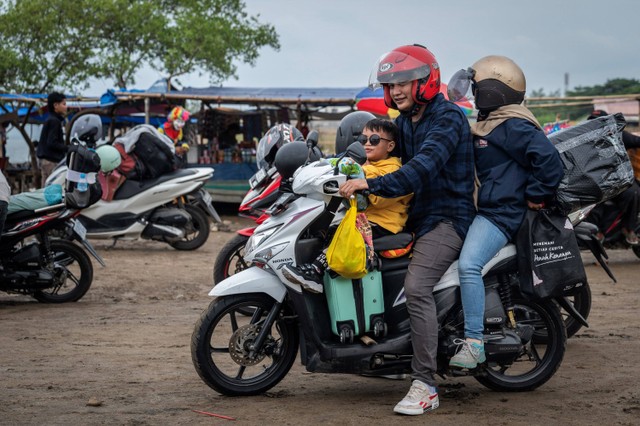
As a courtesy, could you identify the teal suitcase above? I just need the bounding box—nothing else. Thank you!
[324,270,386,343]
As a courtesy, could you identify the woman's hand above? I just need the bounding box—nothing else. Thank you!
[339,179,369,199]
[527,200,545,210]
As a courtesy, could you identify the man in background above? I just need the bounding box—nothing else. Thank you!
[37,92,68,187]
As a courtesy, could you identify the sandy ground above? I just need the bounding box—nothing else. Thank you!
[1,214,639,426]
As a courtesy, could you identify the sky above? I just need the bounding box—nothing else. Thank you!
[92,0,640,96]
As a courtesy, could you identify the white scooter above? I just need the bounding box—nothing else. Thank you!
[78,168,217,250]
[46,119,223,251]
[48,164,216,250]
[191,138,577,397]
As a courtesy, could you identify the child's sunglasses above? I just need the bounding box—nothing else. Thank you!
[357,134,392,146]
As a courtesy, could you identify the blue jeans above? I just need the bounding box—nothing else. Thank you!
[457,215,508,341]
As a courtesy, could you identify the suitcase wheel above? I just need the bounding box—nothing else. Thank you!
[372,318,387,338]
[339,325,354,344]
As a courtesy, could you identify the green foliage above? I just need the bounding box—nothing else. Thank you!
[0,0,99,93]
[0,0,279,93]
[529,88,561,98]
[567,78,640,96]
[89,0,167,89]
[155,0,280,87]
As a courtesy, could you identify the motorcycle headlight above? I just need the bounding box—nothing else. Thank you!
[253,242,289,264]
[245,225,281,254]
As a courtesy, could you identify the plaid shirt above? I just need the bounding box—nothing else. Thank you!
[366,94,476,239]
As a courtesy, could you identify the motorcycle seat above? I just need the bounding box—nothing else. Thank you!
[373,232,413,251]
[113,169,198,200]
[4,204,65,226]
[373,232,414,259]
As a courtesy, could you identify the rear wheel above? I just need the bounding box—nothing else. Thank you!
[34,240,93,303]
[475,297,566,392]
[170,205,210,251]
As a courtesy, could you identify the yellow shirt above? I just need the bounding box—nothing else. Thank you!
[363,157,413,234]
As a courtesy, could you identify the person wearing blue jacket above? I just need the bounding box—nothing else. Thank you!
[447,55,563,370]
[339,44,475,416]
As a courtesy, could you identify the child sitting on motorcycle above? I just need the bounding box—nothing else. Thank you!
[283,118,412,293]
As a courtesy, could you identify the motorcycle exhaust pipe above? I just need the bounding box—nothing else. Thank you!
[144,223,185,240]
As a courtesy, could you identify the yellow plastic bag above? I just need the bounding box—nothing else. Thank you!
[326,198,368,278]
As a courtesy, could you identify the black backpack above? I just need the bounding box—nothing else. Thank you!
[132,133,177,179]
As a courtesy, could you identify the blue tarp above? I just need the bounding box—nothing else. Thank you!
[179,86,361,103]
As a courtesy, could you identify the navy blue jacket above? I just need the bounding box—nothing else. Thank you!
[367,93,476,240]
[37,112,67,162]
[475,118,563,240]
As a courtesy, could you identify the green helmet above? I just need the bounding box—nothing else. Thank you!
[96,145,121,173]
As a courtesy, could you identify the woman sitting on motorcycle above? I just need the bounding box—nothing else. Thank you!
[447,55,563,369]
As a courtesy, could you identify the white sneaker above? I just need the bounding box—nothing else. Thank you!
[393,380,439,415]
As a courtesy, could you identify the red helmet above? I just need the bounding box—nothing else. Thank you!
[370,44,441,109]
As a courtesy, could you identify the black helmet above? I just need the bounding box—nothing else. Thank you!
[256,123,304,169]
[70,114,103,146]
[274,141,321,179]
[335,111,375,155]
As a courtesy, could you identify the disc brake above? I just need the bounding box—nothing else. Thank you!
[229,323,268,366]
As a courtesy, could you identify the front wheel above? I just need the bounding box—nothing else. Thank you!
[170,205,210,251]
[34,240,93,303]
[191,293,299,396]
[213,234,250,284]
[475,297,566,392]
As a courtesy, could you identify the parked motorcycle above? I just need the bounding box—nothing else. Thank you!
[46,117,223,251]
[0,203,102,303]
[49,162,220,250]
[71,168,215,250]
[191,141,574,396]
[212,122,312,283]
[583,198,640,257]
[213,165,281,284]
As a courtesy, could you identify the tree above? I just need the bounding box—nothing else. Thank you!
[153,0,280,90]
[89,1,167,89]
[567,78,640,96]
[0,0,102,93]
[0,0,102,180]
[0,0,279,186]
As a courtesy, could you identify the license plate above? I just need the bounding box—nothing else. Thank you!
[73,219,87,240]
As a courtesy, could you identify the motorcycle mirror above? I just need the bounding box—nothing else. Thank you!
[306,130,319,148]
[332,141,367,176]
[344,141,367,165]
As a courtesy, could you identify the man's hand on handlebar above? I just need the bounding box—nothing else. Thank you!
[339,179,369,199]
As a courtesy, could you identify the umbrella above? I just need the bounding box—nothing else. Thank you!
[355,82,474,118]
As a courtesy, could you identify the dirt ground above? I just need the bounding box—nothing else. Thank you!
[1,213,640,426]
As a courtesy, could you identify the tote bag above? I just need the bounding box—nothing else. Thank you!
[516,209,587,299]
[326,198,368,279]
